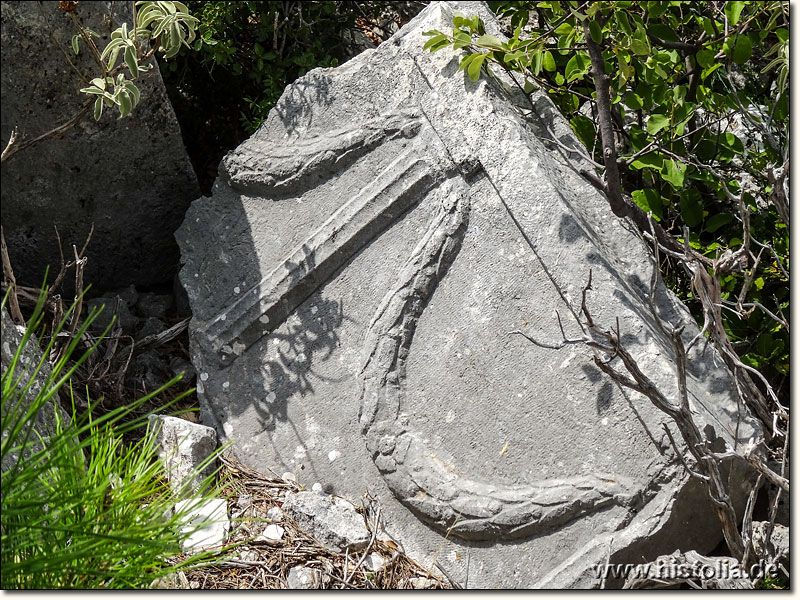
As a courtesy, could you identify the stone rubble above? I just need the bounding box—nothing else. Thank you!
[281,491,371,553]
[148,414,218,496]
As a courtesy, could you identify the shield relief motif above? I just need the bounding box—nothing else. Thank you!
[177,1,760,587]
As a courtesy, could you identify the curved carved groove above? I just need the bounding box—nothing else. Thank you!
[221,111,422,197]
[358,177,635,540]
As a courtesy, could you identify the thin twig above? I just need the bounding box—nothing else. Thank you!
[0,226,25,326]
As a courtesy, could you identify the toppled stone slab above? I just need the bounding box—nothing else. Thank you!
[175,497,229,554]
[177,0,763,588]
[148,415,218,496]
[1,1,200,292]
[282,491,370,553]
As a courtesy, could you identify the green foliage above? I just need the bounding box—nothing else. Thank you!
[424,1,789,401]
[74,1,199,120]
[1,289,228,589]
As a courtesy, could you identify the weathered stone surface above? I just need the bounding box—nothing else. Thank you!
[177,1,763,588]
[148,414,218,496]
[0,1,200,292]
[1,308,70,473]
[282,491,370,553]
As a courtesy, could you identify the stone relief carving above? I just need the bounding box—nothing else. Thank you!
[195,110,635,540]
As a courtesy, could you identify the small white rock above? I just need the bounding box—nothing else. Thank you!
[266,506,283,522]
[282,471,297,482]
[261,523,284,541]
[409,577,437,589]
[312,482,323,493]
[287,565,325,589]
[364,552,386,572]
[174,497,229,554]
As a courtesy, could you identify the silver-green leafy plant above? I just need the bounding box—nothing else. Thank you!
[74,1,199,120]
[1,288,229,589]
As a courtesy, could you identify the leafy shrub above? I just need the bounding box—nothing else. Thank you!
[424,0,789,406]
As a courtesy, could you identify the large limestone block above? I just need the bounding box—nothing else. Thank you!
[1,1,200,291]
[176,1,762,588]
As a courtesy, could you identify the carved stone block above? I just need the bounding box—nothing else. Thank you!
[176,1,762,588]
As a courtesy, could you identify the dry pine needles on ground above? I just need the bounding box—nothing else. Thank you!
[158,454,453,590]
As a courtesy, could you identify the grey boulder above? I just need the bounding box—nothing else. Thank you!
[1,1,200,292]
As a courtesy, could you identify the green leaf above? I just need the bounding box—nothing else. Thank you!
[523,79,536,94]
[458,52,477,71]
[554,22,574,35]
[589,20,602,44]
[542,50,556,71]
[71,34,80,55]
[124,46,139,78]
[423,33,449,51]
[723,132,744,154]
[632,188,663,220]
[467,53,484,81]
[724,1,745,26]
[732,35,752,64]
[695,48,714,68]
[646,113,669,135]
[616,11,632,35]
[630,152,663,170]
[93,96,103,121]
[625,93,643,110]
[475,34,506,50]
[117,90,132,119]
[679,192,703,227]
[631,37,650,55]
[701,62,724,79]
[123,81,141,107]
[565,51,591,82]
[647,23,677,42]
[704,212,733,233]
[532,49,543,75]
[647,1,669,19]
[661,159,687,188]
[570,114,596,150]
